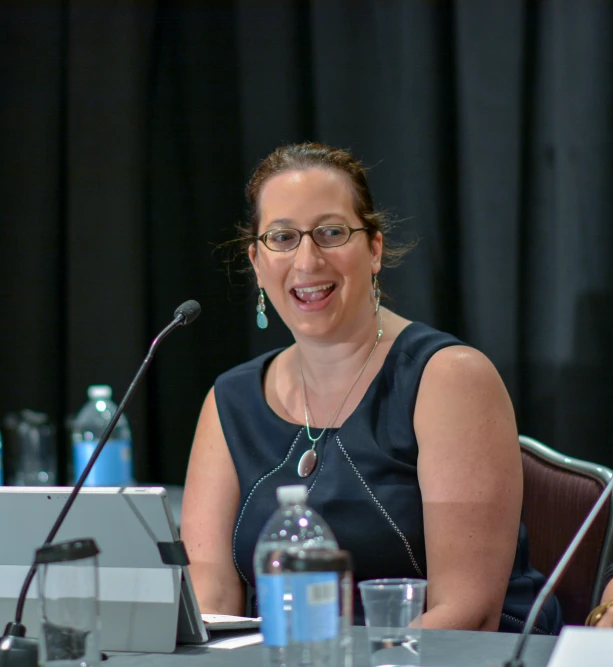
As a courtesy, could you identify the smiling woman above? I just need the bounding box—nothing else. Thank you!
[248,167,382,341]
[180,142,563,635]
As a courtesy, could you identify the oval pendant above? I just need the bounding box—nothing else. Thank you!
[297,449,317,478]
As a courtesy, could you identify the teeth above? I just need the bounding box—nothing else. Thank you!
[294,283,334,294]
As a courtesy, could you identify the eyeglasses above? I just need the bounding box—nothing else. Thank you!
[256,224,368,252]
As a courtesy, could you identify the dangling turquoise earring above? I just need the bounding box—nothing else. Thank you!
[373,274,381,313]
[256,288,268,329]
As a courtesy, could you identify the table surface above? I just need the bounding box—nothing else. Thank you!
[107,626,558,667]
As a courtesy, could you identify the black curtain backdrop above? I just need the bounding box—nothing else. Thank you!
[0,1,612,485]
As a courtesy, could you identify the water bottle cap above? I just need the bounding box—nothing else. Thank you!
[87,385,112,400]
[276,484,307,505]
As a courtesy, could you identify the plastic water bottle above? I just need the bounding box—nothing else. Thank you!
[253,485,339,667]
[71,385,133,486]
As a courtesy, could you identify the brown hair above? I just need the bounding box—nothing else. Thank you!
[237,142,413,267]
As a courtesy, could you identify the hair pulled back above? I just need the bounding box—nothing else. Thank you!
[238,142,410,268]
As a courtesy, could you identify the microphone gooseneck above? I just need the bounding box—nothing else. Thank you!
[1,300,201,662]
[504,473,613,666]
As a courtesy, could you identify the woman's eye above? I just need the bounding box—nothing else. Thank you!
[321,226,344,237]
[270,231,295,243]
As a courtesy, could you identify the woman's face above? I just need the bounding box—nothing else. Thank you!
[249,168,382,341]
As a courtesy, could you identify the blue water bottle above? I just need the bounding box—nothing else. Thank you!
[71,385,133,486]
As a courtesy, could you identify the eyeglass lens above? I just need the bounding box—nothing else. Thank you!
[265,225,350,251]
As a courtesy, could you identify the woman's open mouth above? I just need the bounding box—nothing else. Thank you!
[290,282,336,310]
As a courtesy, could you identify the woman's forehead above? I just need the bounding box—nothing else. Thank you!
[258,168,355,221]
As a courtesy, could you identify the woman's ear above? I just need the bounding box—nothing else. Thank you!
[370,230,383,275]
[248,243,262,287]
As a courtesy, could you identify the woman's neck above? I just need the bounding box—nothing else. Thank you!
[293,308,386,397]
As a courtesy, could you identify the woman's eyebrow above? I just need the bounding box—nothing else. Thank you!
[263,213,348,230]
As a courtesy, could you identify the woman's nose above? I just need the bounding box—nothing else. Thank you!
[292,234,324,273]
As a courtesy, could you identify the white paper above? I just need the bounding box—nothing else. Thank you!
[207,633,264,649]
[547,626,613,666]
[201,614,261,624]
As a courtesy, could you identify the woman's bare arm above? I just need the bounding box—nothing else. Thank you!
[181,387,245,615]
[415,346,522,631]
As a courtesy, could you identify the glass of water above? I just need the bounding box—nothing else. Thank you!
[358,579,427,667]
[36,538,101,667]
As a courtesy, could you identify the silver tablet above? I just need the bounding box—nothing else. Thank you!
[0,486,208,653]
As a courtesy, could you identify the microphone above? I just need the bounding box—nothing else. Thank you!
[174,300,201,326]
[0,300,201,667]
[503,473,613,666]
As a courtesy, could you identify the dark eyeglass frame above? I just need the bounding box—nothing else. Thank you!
[255,224,369,252]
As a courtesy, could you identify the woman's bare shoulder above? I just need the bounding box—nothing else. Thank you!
[421,344,502,389]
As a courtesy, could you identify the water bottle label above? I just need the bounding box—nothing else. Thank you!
[291,572,339,643]
[72,439,133,486]
[256,574,287,647]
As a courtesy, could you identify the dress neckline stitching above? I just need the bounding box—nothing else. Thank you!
[231,427,305,586]
[335,434,424,578]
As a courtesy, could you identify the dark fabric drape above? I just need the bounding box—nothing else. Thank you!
[1,1,612,485]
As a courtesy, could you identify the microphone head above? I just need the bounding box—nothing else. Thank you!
[174,300,201,325]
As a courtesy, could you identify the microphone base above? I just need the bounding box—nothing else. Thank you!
[0,624,38,667]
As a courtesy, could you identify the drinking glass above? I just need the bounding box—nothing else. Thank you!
[36,538,101,667]
[358,578,427,667]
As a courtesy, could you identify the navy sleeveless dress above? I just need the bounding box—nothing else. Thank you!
[215,322,563,634]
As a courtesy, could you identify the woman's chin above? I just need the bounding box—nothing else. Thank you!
[287,311,347,342]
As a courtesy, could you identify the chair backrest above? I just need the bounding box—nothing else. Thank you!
[520,435,613,625]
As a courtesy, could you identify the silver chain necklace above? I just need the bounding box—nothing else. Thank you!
[297,311,383,478]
